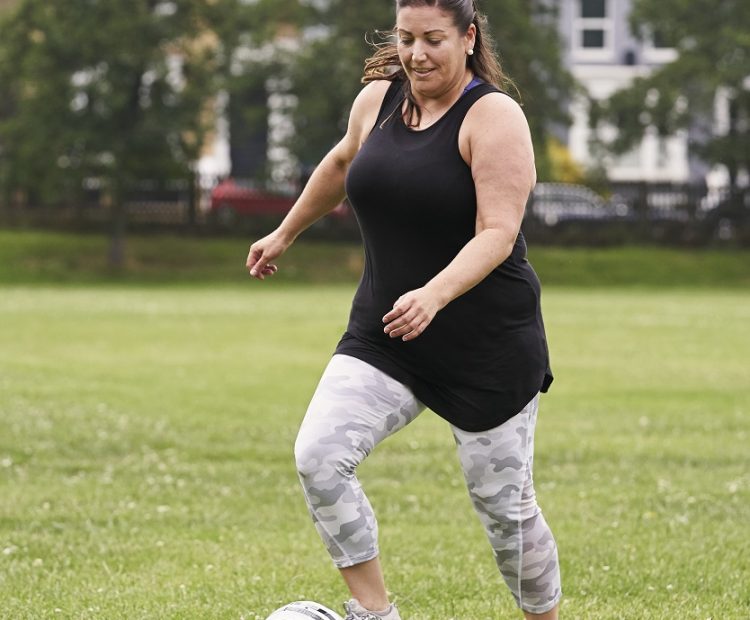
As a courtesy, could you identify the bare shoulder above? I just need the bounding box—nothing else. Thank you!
[334,80,393,164]
[464,91,531,138]
[348,80,393,143]
[459,91,534,168]
[353,79,392,109]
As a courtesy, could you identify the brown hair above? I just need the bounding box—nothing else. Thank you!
[363,0,519,127]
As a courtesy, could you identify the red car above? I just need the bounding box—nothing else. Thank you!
[209,178,349,226]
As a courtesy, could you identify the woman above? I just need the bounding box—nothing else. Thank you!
[247,1,562,618]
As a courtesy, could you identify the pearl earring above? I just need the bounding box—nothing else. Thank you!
[467,49,474,55]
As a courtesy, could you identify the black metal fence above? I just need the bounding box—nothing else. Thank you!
[522,182,748,246]
[1,181,748,246]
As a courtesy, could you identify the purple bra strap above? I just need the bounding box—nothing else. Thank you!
[462,76,484,96]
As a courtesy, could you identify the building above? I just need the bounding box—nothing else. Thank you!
[558,0,697,183]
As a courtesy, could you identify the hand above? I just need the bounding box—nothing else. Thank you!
[245,230,291,280]
[382,286,444,341]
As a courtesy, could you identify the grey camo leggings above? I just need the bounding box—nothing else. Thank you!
[294,354,562,614]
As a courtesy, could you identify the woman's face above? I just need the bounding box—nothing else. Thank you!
[396,5,475,100]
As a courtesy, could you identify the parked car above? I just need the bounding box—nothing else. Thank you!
[697,191,749,243]
[527,183,631,226]
[209,179,294,226]
[208,178,350,228]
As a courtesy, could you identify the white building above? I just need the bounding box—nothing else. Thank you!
[558,0,695,183]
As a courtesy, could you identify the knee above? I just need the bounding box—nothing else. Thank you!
[294,430,361,480]
[469,482,541,525]
[294,433,326,479]
[472,494,518,530]
[464,455,538,520]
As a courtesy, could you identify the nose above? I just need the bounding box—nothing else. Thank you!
[411,41,428,63]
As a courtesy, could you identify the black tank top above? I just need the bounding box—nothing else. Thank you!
[335,79,552,431]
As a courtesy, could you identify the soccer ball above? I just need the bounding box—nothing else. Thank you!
[265,600,343,620]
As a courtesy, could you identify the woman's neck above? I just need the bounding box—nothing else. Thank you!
[407,70,474,129]
[412,69,474,111]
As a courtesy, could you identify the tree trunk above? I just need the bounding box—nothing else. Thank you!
[108,183,127,271]
[0,188,10,226]
[106,63,143,271]
[186,169,197,231]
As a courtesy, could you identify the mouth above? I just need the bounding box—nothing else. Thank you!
[411,67,435,78]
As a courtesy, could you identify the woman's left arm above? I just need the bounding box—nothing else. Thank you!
[383,93,536,341]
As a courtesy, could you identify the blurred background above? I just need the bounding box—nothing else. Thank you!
[0,0,748,264]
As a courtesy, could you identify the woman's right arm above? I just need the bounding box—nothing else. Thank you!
[246,80,391,279]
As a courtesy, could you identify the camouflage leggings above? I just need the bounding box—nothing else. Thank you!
[295,354,562,614]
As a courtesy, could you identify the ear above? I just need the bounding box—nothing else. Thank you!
[465,23,476,52]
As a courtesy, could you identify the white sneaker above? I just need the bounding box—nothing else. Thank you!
[343,598,402,620]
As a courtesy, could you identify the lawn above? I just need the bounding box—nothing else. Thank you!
[1,279,748,619]
[1,229,749,288]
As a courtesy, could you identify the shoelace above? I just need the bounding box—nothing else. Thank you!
[343,602,383,620]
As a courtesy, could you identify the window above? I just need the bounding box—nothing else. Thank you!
[652,29,670,49]
[573,0,614,60]
[642,26,678,63]
[582,29,605,48]
[581,0,606,18]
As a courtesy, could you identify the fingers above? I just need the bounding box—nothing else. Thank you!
[383,287,442,341]
[381,296,407,324]
[388,318,428,341]
[246,247,262,274]
[250,263,277,280]
[246,249,278,280]
[383,303,429,341]
[253,264,278,280]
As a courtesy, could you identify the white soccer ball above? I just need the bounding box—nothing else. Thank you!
[265,600,343,620]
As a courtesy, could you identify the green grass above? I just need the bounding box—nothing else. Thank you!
[1,228,749,288]
[1,283,748,619]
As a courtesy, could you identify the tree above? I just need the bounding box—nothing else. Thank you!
[288,1,393,166]
[0,0,248,267]
[590,0,750,192]
[284,0,574,178]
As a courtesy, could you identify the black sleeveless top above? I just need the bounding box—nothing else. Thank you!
[335,79,553,431]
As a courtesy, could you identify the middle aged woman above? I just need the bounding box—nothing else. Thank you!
[247,1,562,619]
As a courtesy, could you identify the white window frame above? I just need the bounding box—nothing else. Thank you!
[641,28,678,64]
[572,0,615,62]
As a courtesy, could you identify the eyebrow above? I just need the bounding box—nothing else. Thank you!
[397,28,447,35]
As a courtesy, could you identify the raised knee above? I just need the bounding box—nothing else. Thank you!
[294,433,360,480]
[294,434,327,479]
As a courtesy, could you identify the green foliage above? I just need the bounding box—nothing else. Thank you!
[1,284,749,618]
[591,0,750,185]
[0,1,575,201]
[0,0,249,205]
[289,0,394,163]
[546,136,587,184]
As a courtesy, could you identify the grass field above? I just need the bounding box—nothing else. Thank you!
[1,233,749,619]
[1,229,749,288]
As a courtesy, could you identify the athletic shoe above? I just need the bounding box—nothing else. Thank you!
[343,598,402,620]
